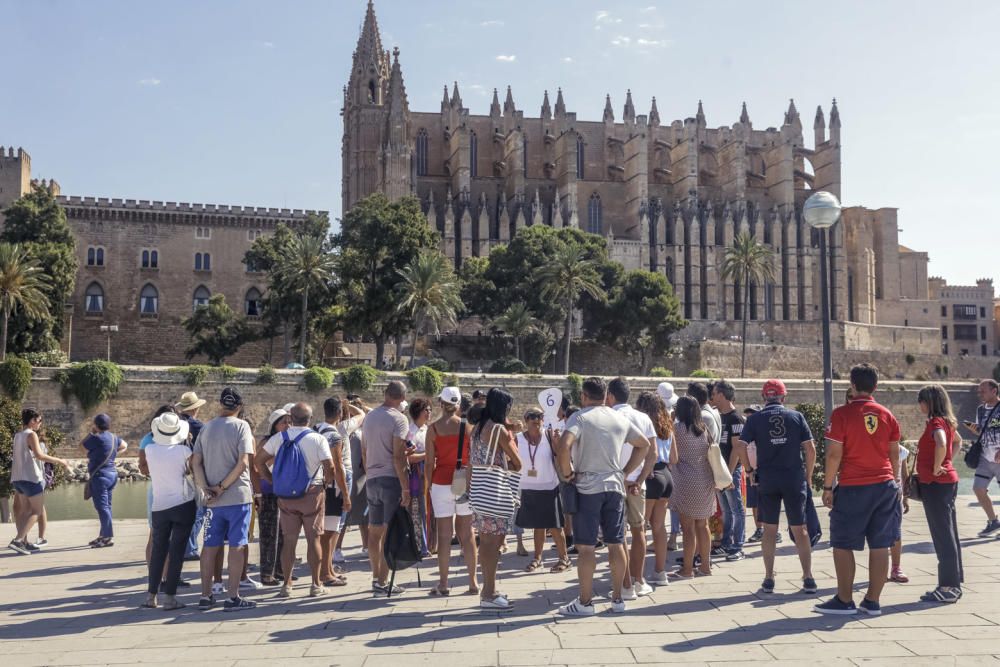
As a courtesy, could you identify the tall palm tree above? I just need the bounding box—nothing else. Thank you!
[535,244,605,374]
[493,302,540,361]
[720,232,776,377]
[277,234,337,366]
[0,243,51,360]
[396,250,463,368]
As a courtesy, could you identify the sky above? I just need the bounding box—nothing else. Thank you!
[3,0,999,288]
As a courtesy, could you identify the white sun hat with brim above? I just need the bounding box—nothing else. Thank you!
[656,382,679,409]
[151,412,191,445]
[267,408,289,431]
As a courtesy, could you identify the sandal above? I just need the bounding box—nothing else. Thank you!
[161,598,186,611]
[525,558,542,572]
[920,587,962,604]
[323,576,348,587]
[141,594,158,609]
[428,586,450,597]
[480,594,514,611]
[667,570,695,580]
[549,558,572,573]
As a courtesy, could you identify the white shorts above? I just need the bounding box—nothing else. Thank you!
[323,516,342,531]
[431,483,472,518]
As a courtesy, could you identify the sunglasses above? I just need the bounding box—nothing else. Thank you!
[526,414,543,421]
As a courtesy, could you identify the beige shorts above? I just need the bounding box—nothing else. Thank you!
[626,487,646,528]
[278,486,325,540]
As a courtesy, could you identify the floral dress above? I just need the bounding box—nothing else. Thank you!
[469,423,515,536]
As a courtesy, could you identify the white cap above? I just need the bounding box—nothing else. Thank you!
[399,400,409,413]
[267,409,288,430]
[282,403,295,412]
[438,386,462,405]
[656,382,678,408]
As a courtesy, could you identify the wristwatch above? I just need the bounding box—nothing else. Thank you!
[823,486,834,491]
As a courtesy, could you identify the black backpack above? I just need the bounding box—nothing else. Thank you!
[383,506,422,597]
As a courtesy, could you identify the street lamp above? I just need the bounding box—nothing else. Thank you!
[803,191,841,424]
[99,325,119,361]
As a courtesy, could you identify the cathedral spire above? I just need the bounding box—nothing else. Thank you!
[603,94,614,123]
[503,85,516,115]
[385,47,408,118]
[813,105,825,129]
[696,99,706,126]
[450,81,462,109]
[441,84,449,113]
[829,98,841,128]
[489,88,501,119]
[623,89,635,123]
[784,98,799,125]
[347,0,389,105]
[649,96,660,127]
[355,0,384,66]
[541,90,551,119]
[554,88,566,117]
[739,101,750,125]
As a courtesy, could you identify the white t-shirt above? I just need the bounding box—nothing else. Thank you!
[516,431,559,490]
[145,443,195,512]
[337,415,364,469]
[408,423,428,453]
[264,426,332,487]
[702,406,722,446]
[613,404,656,482]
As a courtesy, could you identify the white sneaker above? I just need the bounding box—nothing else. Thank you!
[610,597,627,614]
[558,597,596,616]
[620,586,638,601]
[648,571,670,586]
[634,581,654,597]
[333,549,346,563]
[211,582,225,596]
[240,576,262,590]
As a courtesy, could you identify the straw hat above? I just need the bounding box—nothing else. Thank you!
[175,391,206,412]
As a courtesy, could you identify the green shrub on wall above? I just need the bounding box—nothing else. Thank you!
[53,361,123,411]
[304,366,335,393]
[339,364,382,394]
[422,358,451,372]
[489,357,529,374]
[650,367,673,378]
[0,357,32,401]
[169,364,240,386]
[18,350,68,367]
[406,366,444,397]
[567,373,583,406]
[690,369,714,379]
[255,364,278,385]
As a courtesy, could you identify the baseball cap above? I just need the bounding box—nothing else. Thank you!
[220,386,243,410]
[94,413,111,431]
[762,379,787,399]
[438,386,462,405]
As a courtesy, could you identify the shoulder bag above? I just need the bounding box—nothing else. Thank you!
[468,424,521,519]
[83,437,118,501]
[450,419,469,497]
[964,403,1000,470]
[707,432,733,491]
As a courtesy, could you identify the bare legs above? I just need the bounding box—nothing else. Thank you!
[478,533,504,599]
[974,487,996,521]
[646,498,669,574]
[624,524,646,589]
[14,493,43,543]
[679,514,711,576]
[319,530,340,583]
[367,524,389,585]
[833,547,889,604]
[433,515,478,592]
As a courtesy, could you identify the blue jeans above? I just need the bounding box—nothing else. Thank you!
[90,471,117,538]
[719,471,745,552]
[186,505,206,557]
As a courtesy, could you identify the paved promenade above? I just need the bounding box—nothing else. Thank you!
[1,499,999,666]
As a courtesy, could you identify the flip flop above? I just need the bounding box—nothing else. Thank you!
[667,570,695,580]
[428,586,450,597]
[525,558,542,572]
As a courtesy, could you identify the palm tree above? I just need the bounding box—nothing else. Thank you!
[0,243,51,360]
[493,302,540,361]
[396,250,463,368]
[720,232,776,377]
[535,244,605,374]
[277,235,337,366]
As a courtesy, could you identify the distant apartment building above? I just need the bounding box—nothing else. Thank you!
[931,278,996,357]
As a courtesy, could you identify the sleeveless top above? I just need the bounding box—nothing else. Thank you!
[11,429,43,484]
[430,424,469,486]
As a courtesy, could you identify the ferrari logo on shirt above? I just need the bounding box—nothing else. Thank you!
[864,414,879,435]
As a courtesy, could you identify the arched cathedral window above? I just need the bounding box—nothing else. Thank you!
[576,136,585,179]
[587,193,602,235]
[415,129,428,176]
[469,131,478,178]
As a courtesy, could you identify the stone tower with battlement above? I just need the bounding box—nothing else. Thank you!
[342,1,849,325]
[0,146,32,222]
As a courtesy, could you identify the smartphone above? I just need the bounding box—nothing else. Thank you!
[964,420,976,428]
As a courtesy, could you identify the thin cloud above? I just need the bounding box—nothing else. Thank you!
[495,54,516,62]
[594,10,622,29]
[260,41,275,48]
[610,36,631,46]
[636,38,669,47]
[469,84,489,96]
[137,78,161,86]
[640,5,657,13]
[562,56,573,63]
[480,19,504,27]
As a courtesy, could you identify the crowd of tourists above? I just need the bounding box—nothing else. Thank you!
[7,369,1000,615]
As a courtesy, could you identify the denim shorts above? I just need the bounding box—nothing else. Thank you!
[830,480,901,551]
[203,503,252,548]
[757,475,809,526]
[366,476,401,526]
[572,491,625,546]
[13,480,44,497]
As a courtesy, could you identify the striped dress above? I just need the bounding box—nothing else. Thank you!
[670,422,716,520]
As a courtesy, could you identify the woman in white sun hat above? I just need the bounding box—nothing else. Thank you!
[143,412,195,610]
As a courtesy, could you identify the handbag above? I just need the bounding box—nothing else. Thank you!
[468,424,521,519]
[964,403,1000,470]
[450,419,469,497]
[83,438,117,501]
[905,447,922,502]
[707,438,733,491]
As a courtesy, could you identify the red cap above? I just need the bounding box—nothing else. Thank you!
[762,379,787,399]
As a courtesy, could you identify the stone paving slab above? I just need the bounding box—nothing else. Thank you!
[1,498,999,665]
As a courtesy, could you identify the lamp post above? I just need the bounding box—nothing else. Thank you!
[803,191,841,423]
[99,325,119,361]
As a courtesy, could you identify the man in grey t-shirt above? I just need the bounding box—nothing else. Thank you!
[191,387,257,612]
[556,377,649,616]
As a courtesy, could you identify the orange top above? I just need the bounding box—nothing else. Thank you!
[430,429,469,486]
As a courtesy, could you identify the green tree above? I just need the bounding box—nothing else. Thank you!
[182,294,253,365]
[0,184,76,353]
[277,234,337,366]
[0,243,51,360]
[535,243,606,374]
[492,302,540,362]
[593,270,687,374]
[396,250,462,368]
[333,194,439,368]
[720,232,776,378]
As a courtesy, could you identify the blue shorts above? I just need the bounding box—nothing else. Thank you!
[13,480,44,497]
[757,474,808,526]
[572,491,625,546]
[830,480,901,551]
[746,484,758,509]
[366,476,401,526]
[203,503,252,548]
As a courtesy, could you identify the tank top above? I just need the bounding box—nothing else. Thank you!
[430,426,469,486]
[11,429,43,484]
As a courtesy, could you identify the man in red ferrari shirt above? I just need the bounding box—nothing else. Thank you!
[815,363,901,617]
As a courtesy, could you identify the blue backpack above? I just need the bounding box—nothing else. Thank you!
[272,430,316,499]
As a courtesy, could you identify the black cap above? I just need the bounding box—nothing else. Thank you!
[220,386,243,410]
[472,390,486,400]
